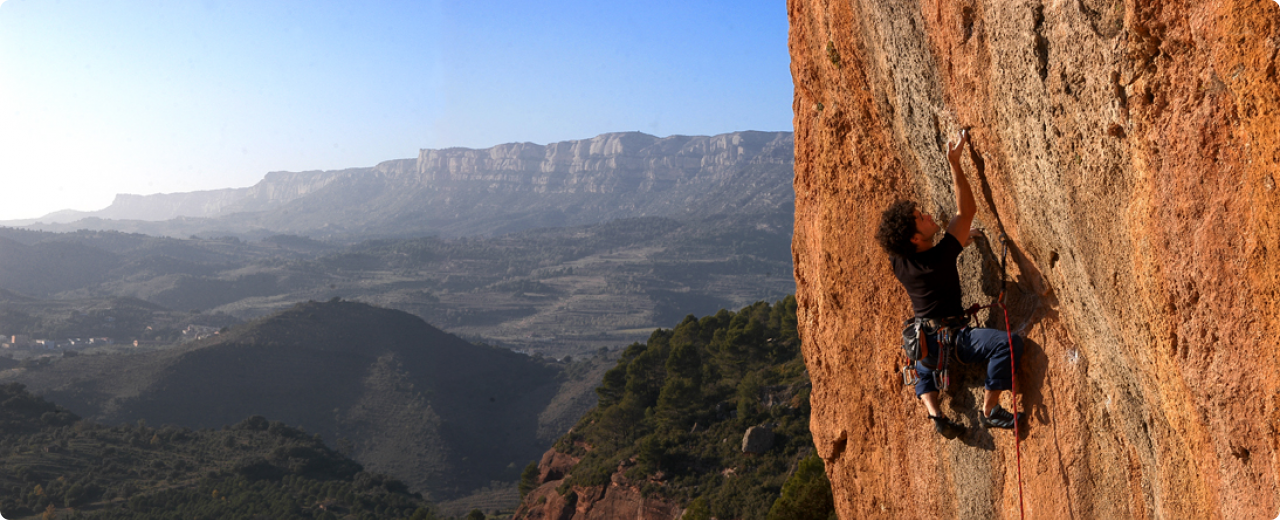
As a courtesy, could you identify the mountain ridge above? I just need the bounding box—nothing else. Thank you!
[9,130,794,241]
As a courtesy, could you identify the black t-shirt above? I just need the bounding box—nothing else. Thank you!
[891,232,965,320]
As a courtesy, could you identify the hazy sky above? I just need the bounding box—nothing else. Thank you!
[0,1,793,220]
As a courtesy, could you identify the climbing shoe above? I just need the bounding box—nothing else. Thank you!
[980,406,1023,429]
[929,415,965,439]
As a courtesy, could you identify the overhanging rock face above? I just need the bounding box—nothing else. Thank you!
[787,0,1280,517]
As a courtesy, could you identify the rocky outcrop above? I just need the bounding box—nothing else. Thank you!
[513,448,683,520]
[415,132,793,194]
[742,425,776,454]
[789,0,1279,518]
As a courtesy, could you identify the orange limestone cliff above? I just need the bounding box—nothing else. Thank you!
[788,0,1280,518]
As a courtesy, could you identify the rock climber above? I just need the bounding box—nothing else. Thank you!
[874,129,1024,439]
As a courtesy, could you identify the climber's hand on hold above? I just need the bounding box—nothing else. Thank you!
[947,128,970,166]
[946,128,977,247]
[970,228,985,240]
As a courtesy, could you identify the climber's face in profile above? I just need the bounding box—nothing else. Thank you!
[911,209,940,251]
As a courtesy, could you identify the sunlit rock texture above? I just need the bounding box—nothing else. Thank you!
[788,0,1280,517]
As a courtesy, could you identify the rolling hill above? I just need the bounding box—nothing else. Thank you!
[2,300,599,503]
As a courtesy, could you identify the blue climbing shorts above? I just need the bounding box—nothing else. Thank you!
[914,327,1023,397]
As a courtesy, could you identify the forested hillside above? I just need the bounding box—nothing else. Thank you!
[3,300,578,504]
[0,383,435,519]
[514,297,835,520]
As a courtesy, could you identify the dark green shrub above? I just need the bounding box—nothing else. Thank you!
[767,452,835,520]
[519,461,539,498]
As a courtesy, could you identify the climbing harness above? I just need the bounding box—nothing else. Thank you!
[932,316,967,392]
[900,315,967,389]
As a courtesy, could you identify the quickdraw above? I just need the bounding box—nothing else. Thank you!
[934,325,956,391]
[902,363,919,386]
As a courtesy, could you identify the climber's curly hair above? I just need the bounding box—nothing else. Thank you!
[876,200,920,258]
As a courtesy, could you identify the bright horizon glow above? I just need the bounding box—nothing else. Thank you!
[0,1,793,221]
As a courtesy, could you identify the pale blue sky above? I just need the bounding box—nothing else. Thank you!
[0,1,793,220]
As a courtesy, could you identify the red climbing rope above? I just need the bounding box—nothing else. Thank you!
[966,295,1025,519]
[1000,300,1026,520]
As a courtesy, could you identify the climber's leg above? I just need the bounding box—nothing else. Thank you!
[956,327,1023,399]
[920,391,943,417]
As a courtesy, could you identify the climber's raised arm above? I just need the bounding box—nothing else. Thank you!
[945,129,977,247]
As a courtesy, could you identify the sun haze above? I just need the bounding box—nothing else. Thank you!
[0,0,792,221]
